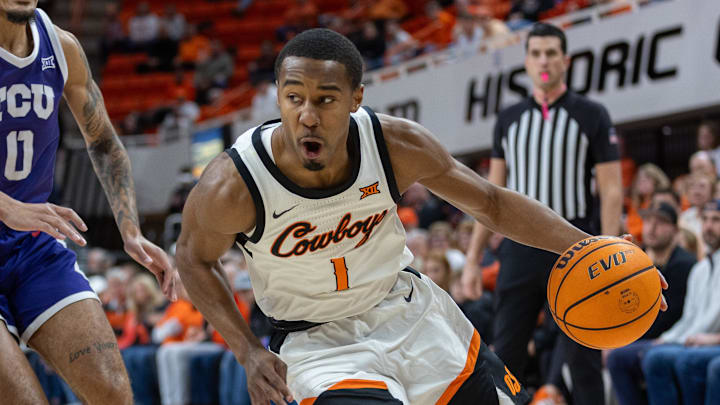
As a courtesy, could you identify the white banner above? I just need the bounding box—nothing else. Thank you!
[363,0,720,154]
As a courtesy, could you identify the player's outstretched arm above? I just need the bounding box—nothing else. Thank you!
[380,114,590,255]
[175,153,293,405]
[56,27,175,299]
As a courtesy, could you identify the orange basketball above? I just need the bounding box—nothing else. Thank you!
[547,236,662,349]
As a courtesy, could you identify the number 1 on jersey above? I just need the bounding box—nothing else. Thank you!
[331,257,349,291]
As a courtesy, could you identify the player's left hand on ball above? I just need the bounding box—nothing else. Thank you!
[620,233,668,311]
[123,233,177,301]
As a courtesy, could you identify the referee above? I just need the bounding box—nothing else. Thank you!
[463,23,622,405]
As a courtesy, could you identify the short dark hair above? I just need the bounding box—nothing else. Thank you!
[274,28,364,89]
[526,22,567,55]
[653,188,681,205]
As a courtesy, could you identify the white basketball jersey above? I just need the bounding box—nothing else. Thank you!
[227,107,413,323]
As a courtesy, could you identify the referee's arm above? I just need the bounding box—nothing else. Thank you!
[463,158,506,299]
[596,161,623,236]
[593,105,623,237]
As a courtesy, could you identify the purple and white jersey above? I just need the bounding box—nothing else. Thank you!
[0,8,67,207]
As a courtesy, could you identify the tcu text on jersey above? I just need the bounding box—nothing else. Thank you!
[0,84,55,121]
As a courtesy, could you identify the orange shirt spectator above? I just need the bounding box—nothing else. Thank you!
[413,2,456,50]
[368,0,408,20]
[153,299,204,344]
[177,26,210,66]
[209,293,250,345]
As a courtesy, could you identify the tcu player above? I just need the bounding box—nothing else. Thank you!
[0,1,175,403]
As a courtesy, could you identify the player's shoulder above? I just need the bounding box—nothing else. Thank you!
[374,112,432,152]
[47,23,80,53]
[189,152,256,235]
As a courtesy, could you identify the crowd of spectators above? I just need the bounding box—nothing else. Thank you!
[101,0,655,135]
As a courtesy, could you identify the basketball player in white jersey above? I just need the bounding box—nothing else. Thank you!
[176,29,611,404]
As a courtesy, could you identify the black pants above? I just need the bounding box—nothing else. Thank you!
[493,240,604,405]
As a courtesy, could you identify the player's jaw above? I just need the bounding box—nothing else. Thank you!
[0,0,37,24]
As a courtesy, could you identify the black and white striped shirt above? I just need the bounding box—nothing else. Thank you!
[492,91,618,233]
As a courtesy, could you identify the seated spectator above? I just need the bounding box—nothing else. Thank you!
[455,219,475,254]
[640,201,720,405]
[343,0,408,21]
[607,201,696,405]
[154,280,221,405]
[625,163,670,243]
[103,267,130,336]
[406,228,429,270]
[194,40,235,105]
[159,95,200,136]
[117,273,168,349]
[422,249,452,291]
[136,26,178,73]
[697,120,720,175]
[248,40,277,85]
[398,206,419,231]
[384,19,419,66]
[413,1,456,53]
[277,0,318,42]
[506,0,555,31]
[85,247,115,276]
[429,221,466,273]
[366,0,408,20]
[175,24,211,70]
[452,11,483,59]
[128,2,159,51]
[160,3,186,42]
[469,5,511,48]
[251,79,279,122]
[354,21,386,71]
[679,174,715,257]
[689,150,718,181]
[652,187,681,212]
[677,226,699,260]
[234,270,272,341]
[99,3,127,63]
[168,68,196,102]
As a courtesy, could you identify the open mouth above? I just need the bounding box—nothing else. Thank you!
[301,139,323,159]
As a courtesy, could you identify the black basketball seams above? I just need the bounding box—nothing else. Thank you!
[551,240,635,318]
[559,265,658,348]
[560,264,656,324]
[562,292,661,331]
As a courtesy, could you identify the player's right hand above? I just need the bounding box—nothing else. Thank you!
[243,345,294,405]
[2,200,87,245]
[461,261,484,300]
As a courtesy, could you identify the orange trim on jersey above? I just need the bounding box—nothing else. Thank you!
[329,379,389,391]
[435,329,481,405]
[298,379,389,405]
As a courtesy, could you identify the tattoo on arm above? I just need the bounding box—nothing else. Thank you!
[70,34,139,230]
